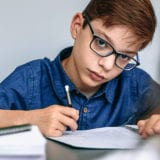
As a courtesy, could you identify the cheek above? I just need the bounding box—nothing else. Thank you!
[74,30,98,64]
[74,43,96,68]
[75,51,91,68]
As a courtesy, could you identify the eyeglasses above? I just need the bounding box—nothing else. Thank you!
[83,14,140,71]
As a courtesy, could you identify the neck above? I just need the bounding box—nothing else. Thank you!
[62,57,101,98]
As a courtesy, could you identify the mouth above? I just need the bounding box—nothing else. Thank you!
[89,70,105,82]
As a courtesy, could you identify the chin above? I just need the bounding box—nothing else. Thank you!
[85,80,104,89]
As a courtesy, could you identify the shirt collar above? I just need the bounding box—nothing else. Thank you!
[91,77,119,104]
[104,78,119,103]
[51,47,77,100]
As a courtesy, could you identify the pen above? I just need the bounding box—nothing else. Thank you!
[65,85,72,107]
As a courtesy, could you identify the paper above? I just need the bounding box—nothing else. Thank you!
[48,125,143,149]
[0,126,46,156]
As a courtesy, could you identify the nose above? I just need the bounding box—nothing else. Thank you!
[98,54,115,71]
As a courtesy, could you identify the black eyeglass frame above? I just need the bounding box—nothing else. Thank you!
[83,14,140,71]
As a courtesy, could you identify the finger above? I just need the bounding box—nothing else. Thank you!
[141,128,155,139]
[44,122,67,137]
[48,129,63,137]
[47,105,79,132]
[137,119,146,128]
[137,119,154,138]
[48,105,79,120]
[39,125,64,137]
[59,107,79,121]
[58,114,78,131]
[137,119,147,134]
[52,120,67,132]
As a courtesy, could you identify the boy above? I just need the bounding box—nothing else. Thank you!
[0,0,160,138]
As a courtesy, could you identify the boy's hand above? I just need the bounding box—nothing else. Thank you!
[137,114,160,138]
[29,105,79,137]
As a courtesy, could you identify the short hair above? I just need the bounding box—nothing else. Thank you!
[82,0,157,50]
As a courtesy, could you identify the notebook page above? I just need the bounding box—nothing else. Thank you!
[48,126,143,149]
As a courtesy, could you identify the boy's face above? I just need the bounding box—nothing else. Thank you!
[64,13,141,92]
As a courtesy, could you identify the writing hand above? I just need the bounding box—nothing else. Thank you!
[30,105,79,137]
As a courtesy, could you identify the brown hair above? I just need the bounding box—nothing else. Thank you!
[82,0,157,50]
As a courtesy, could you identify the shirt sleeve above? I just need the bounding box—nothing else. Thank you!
[0,63,34,110]
[135,69,160,120]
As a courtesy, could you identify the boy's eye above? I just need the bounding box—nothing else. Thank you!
[118,54,130,61]
[96,38,107,48]
[92,36,114,54]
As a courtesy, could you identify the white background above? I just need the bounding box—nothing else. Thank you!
[0,0,159,83]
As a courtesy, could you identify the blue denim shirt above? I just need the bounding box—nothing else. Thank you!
[0,47,160,130]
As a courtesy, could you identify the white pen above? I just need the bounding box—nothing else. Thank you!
[65,85,72,107]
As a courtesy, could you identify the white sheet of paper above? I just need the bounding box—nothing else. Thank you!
[48,125,143,149]
[0,126,46,156]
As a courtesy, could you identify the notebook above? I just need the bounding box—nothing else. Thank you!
[0,124,31,136]
[0,125,46,156]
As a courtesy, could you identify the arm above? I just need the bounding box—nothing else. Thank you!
[137,82,160,138]
[134,69,160,138]
[0,61,79,137]
[0,105,79,137]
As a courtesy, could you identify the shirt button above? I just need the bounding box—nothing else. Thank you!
[83,107,88,113]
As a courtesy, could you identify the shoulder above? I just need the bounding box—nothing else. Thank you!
[121,68,160,96]
[120,67,152,82]
[1,58,53,85]
[118,67,156,92]
[17,58,52,71]
[14,58,53,76]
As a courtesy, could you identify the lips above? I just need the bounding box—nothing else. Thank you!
[89,70,105,82]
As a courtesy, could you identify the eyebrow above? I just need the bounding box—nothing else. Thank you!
[95,28,137,55]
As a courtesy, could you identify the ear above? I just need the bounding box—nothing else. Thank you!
[70,13,84,40]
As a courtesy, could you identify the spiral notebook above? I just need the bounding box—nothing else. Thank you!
[0,124,31,136]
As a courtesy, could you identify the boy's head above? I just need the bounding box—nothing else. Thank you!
[68,0,156,89]
[82,0,156,50]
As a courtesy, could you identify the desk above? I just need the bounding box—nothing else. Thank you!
[46,136,160,160]
[46,140,116,160]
